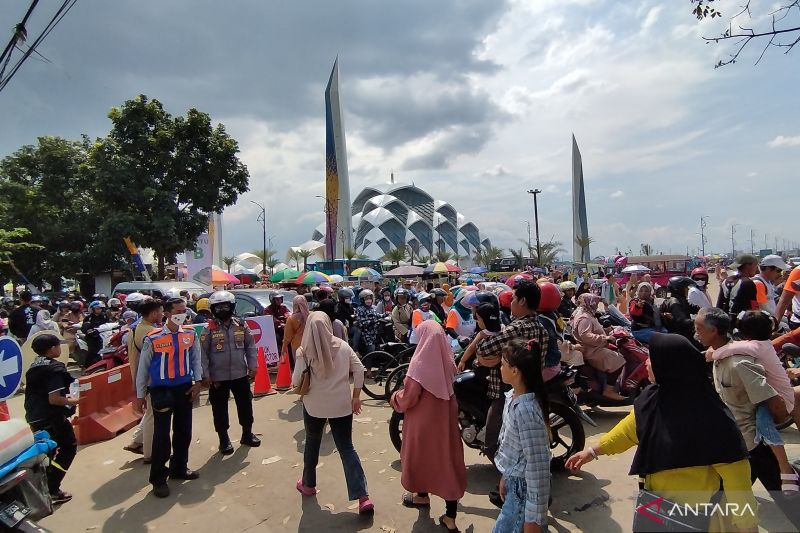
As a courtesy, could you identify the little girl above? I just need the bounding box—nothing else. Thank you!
[707,310,799,494]
[457,302,502,372]
[493,339,551,533]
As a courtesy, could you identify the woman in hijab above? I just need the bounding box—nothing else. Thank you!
[566,333,756,532]
[291,313,373,515]
[390,321,467,532]
[282,295,310,371]
[570,293,626,401]
[575,281,591,298]
[29,310,59,336]
[628,282,664,345]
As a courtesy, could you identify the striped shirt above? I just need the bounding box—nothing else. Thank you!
[495,391,551,526]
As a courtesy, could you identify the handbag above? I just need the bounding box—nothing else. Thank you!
[631,479,712,533]
[292,366,312,395]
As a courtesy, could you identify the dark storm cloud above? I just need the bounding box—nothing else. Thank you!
[0,0,509,158]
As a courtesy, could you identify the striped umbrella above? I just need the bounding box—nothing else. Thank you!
[350,267,382,280]
[424,262,461,274]
[297,271,333,285]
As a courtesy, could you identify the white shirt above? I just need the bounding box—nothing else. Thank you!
[687,286,712,310]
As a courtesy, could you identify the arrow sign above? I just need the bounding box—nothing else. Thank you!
[0,336,24,401]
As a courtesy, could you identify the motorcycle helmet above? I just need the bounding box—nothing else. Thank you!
[31,294,49,304]
[69,300,83,311]
[315,285,334,295]
[498,290,514,309]
[269,292,284,304]
[209,290,236,318]
[416,292,432,304]
[89,300,106,310]
[690,267,709,282]
[337,288,354,300]
[537,282,561,313]
[195,298,211,313]
[359,289,375,301]
[124,292,146,311]
[667,276,696,296]
[107,297,122,309]
[559,281,577,292]
[463,289,498,308]
[430,288,446,298]
[394,288,409,299]
[91,293,101,301]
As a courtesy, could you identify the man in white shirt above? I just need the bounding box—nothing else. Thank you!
[754,255,789,318]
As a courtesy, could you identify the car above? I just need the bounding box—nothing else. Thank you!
[789,257,800,267]
[202,289,298,317]
[112,281,207,300]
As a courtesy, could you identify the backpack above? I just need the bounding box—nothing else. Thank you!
[717,274,741,314]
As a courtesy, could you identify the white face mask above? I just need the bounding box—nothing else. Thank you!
[695,280,706,288]
[170,313,187,326]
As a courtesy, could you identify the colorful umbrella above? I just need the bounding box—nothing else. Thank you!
[383,265,425,278]
[329,274,344,284]
[212,268,240,285]
[468,266,488,274]
[297,271,333,285]
[269,268,300,282]
[622,265,650,274]
[350,267,382,279]
[424,262,461,274]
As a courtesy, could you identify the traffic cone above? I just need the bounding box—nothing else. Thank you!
[0,401,9,421]
[275,349,293,392]
[253,347,276,396]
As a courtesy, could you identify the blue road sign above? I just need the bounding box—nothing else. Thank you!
[0,336,23,401]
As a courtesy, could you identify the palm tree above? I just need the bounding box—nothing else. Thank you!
[383,247,405,267]
[473,247,484,269]
[524,239,566,265]
[297,249,315,271]
[405,244,419,266]
[418,255,431,264]
[250,248,276,275]
[288,249,301,270]
[574,235,595,263]
[222,256,236,273]
[435,250,453,263]
[640,243,654,256]
[452,252,462,266]
[343,247,358,275]
[356,253,370,260]
[265,258,279,275]
[508,248,524,270]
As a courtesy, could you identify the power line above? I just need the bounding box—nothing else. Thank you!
[0,0,78,94]
[0,0,40,80]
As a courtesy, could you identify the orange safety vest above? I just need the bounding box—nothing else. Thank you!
[146,326,196,387]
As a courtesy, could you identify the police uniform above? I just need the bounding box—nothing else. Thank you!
[200,317,259,449]
[136,324,203,489]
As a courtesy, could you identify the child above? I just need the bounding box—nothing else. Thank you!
[707,311,799,494]
[493,339,551,532]
[23,334,79,504]
[457,302,502,372]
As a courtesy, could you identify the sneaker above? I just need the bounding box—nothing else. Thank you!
[51,490,73,504]
[296,479,317,496]
[152,484,170,498]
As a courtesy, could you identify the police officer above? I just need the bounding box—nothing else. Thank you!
[200,291,261,455]
[135,298,204,498]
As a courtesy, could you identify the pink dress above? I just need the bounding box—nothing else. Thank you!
[390,378,467,501]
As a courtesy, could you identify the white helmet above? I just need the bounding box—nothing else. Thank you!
[559,281,577,292]
[359,289,374,300]
[167,288,182,299]
[208,291,236,306]
[108,297,122,309]
[125,292,146,305]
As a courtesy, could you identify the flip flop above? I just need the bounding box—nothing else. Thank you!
[401,492,430,508]
[438,515,460,532]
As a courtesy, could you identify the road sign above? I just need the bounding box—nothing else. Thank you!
[244,316,279,364]
[0,336,24,401]
[246,319,262,344]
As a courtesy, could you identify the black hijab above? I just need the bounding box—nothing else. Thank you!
[630,333,747,476]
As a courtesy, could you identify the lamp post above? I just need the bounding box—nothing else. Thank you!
[526,189,542,265]
[250,200,267,276]
[700,216,708,256]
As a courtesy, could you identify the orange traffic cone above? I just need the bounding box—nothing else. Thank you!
[253,347,276,396]
[0,401,9,421]
[275,349,293,391]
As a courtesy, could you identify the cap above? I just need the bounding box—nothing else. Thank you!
[730,254,759,269]
[759,254,790,270]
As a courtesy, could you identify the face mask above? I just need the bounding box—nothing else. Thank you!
[344,298,352,304]
[213,308,233,321]
[170,313,187,326]
[695,280,706,288]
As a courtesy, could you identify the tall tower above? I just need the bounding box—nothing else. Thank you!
[324,57,353,260]
[572,134,590,262]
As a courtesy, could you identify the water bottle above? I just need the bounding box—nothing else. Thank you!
[69,381,80,399]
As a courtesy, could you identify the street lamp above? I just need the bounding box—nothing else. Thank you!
[250,200,267,276]
[526,189,542,265]
[700,216,708,256]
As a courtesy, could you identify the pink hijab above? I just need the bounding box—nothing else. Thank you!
[292,295,310,325]
[406,321,456,400]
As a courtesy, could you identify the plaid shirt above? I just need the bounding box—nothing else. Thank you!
[476,315,549,399]
[495,391,551,526]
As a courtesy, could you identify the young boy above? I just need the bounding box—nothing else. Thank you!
[23,334,79,504]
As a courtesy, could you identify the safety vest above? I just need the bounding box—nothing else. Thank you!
[147,326,196,387]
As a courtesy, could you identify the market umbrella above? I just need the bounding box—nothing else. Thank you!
[350,267,382,280]
[212,268,240,285]
[383,265,425,278]
[328,274,344,284]
[622,264,651,274]
[269,268,300,282]
[424,262,461,274]
[297,271,333,285]
[468,266,488,274]
[458,274,485,282]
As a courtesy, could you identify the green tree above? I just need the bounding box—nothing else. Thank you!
[90,95,249,279]
[434,250,453,263]
[356,253,370,260]
[418,255,431,264]
[343,247,358,274]
[265,258,279,275]
[482,246,504,269]
[574,235,595,263]
[508,248,524,270]
[222,256,236,273]
[640,243,654,256]
[297,249,314,271]
[0,136,125,289]
[524,239,566,265]
[0,228,42,284]
[383,248,405,267]
[287,250,301,270]
[473,247,484,269]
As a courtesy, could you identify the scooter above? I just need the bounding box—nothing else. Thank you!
[83,324,129,375]
[389,365,588,472]
[0,430,55,532]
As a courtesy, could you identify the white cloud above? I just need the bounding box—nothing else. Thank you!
[768,135,800,148]
[610,190,624,198]
[640,6,663,33]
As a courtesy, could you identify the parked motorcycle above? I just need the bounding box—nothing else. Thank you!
[83,323,129,375]
[0,426,55,532]
[389,365,587,472]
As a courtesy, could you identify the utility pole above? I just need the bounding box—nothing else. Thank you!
[524,220,532,255]
[731,224,737,258]
[700,216,708,256]
[749,229,755,254]
[250,200,267,276]
[526,189,542,265]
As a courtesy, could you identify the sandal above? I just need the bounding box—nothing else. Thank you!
[438,514,460,532]
[781,472,799,496]
[296,479,317,496]
[402,492,430,508]
[358,496,374,515]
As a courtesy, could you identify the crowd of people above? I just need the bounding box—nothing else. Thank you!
[4,250,800,531]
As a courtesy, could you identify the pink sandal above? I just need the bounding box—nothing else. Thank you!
[358,496,374,515]
[296,479,317,496]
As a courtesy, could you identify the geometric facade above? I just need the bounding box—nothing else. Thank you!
[312,181,492,261]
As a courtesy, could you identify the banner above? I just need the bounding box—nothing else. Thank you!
[186,233,213,290]
[123,237,151,281]
[245,316,280,364]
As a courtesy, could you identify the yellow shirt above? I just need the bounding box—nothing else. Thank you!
[599,412,758,531]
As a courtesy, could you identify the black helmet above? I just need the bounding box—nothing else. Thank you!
[430,288,446,298]
[667,276,695,296]
[337,288,354,300]
[394,288,409,299]
[474,290,499,308]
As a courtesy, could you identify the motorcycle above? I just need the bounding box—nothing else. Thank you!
[571,326,650,407]
[0,427,55,532]
[777,343,800,431]
[83,323,129,375]
[389,365,587,472]
[359,316,415,401]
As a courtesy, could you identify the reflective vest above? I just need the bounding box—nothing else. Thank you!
[147,326,196,387]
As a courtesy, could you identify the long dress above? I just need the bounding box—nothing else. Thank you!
[390,377,467,501]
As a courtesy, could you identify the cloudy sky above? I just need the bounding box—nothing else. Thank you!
[2,0,799,261]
